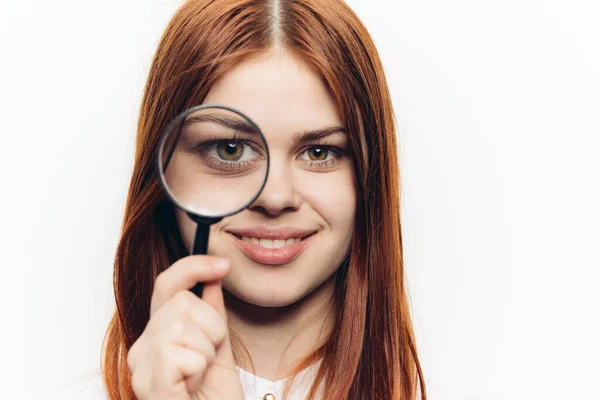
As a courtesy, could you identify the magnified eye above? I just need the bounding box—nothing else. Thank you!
[196,139,263,173]
[217,142,244,161]
[209,141,256,163]
[307,147,329,161]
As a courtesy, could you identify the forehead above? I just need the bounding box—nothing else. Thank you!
[202,49,343,139]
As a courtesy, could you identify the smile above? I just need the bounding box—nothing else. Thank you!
[225,227,318,265]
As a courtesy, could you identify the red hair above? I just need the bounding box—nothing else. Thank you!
[102,0,426,398]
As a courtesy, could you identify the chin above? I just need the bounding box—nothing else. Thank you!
[226,268,339,313]
[227,285,303,307]
[245,296,300,308]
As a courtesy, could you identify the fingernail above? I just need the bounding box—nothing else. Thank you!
[212,258,230,270]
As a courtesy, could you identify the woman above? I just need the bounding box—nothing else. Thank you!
[101,0,426,399]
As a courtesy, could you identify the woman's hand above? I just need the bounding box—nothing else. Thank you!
[127,255,244,400]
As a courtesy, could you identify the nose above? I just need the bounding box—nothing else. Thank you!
[249,158,302,216]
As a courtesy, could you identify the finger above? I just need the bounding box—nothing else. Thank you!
[172,321,217,363]
[185,372,204,393]
[201,279,237,369]
[127,327,156,374]
[186,293,229,347]
[156,344,208,387]
[130,369,150,399]
[202,278,228,321]
[151,255,231,315]
[149,290,225,346]
[127,337,145,373]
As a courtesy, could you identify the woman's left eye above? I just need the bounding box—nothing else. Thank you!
[307,147,328,161]
[300,146,337,163]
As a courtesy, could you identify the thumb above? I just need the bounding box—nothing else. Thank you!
[202,277,228,321]
[202,278,236,368]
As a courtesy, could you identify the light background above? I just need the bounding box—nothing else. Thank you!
[1,0,599,399]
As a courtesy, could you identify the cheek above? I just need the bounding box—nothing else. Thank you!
[297,167,356,229]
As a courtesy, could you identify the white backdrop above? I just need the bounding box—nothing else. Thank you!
[2,0,599,399]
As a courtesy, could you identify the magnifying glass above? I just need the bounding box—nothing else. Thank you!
[156,104,269,297]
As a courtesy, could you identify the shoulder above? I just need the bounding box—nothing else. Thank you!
[59,370,107,400]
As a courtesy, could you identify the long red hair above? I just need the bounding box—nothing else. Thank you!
[102,0,426,398]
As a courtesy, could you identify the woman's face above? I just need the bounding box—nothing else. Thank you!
[174,49,356,307]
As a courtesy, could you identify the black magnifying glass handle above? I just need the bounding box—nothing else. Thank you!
[190,222,210,297]
[189,215,223,297]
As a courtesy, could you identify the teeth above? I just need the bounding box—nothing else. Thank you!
[241,236,302,248]
[259,238,273,248]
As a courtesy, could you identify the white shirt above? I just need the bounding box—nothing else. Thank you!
[60,361,322,400]
[235,360,322,400]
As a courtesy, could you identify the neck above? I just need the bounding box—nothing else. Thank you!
[224,273,336,382]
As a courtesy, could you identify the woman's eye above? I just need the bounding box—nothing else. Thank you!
[298,145,345,170]
[300,146,339,164]
[307,147,329,161]
[207,141,258,164]
[217,142,244,161]
[190,139,264,173]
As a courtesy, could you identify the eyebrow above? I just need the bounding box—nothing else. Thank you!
[292,127,346,143]
[183,114,258,135]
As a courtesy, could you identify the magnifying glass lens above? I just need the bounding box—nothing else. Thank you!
[159,106,268,218]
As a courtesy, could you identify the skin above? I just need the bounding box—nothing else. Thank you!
[174,47,357,381]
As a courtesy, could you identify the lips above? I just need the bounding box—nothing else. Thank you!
[225,226,317,265]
